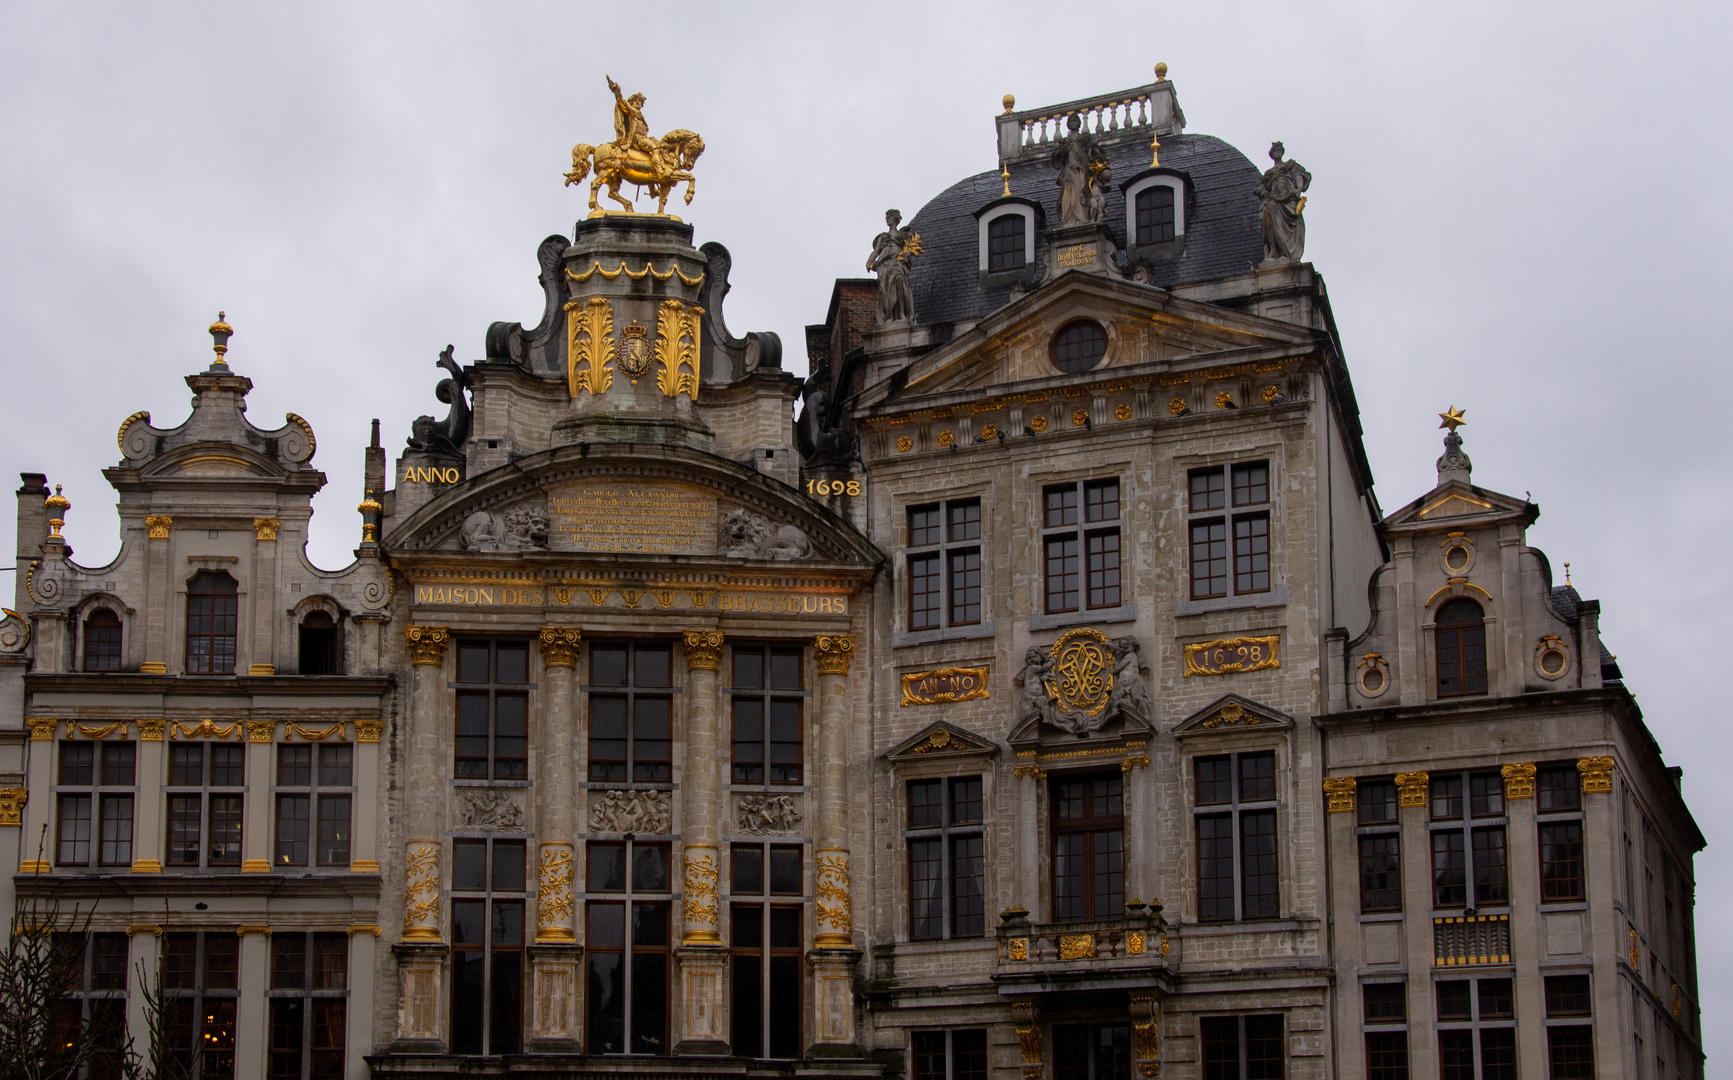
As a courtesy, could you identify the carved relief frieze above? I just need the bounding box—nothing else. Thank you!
[720,507,811,560]
[589,789,671,834]
[457,789,525,831]
[736,794,802,835]
[460,501,550,552]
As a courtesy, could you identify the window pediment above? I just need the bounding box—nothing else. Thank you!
[1173,694,1293,738]
[887,720,996,764]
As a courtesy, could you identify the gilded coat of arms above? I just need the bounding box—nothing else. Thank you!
[1018,629,1153,736]
[618,323,651,382]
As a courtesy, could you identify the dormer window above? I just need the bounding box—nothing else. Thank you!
[1134,185,1175,244]
[1121,171,1187,250]
[987,215,1026,272]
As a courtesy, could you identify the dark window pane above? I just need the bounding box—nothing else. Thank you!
[453,839,488,890]
[730,950,761,1057]
[1537,767,1581,813]
[587,843,625,892]
[732,846,763,895]
[269,998,305,1078]
[769,650,801,690]
[57,795,91,865]
[1360,835,1402,912]
[1053,833,1086,922]
[1046,536,1079,613]
[1431,775,1464,820]
[1547,1027,1595,1079]
[493,840,526,892]
[1241,810,1279,918]
[1365,1031,1408,1080]
[731,699,764,784]
[93,933,127,990]
[316,795,350,865]
[60,743,94,786]
[1540,823,1585,901]
[1432,830,1466,907]
[633,697,671,783]
[591,645,628,687]
[590,696,628,782]
[496,643,528,684]
[1545,975,1591,1017]
[98,795,132,865]
[102,743,135,786]
[493,899,524,946]
[636,646,670,687]
[1473,826,1508,904]
[1191,520,1227,598]
[1239,751,1276,802]
[1234,513,1270,593]
[212,745,244,787]
[1435,600,1487,697]
[948,499,981,541]
[163,935,197,990]
[168,796,201,866]
[769,846,801,896]
[313,933,347,990]
[1190,468,1226,513]
[909,504,942,547]
[1478,978,1514,1019]
[910,838,942,939]
[209,795,242,866]
[768,953,801,1058]
[205,935,238,989]
[1232,462,1269,506]
[273,935,307,989]
[171,745,203,786]
[954,1029,988,1080]
[769,700,802,785]
[1091,829,1123,919]
[1196,756,1232,806]
[1244,1015,1284,1080]
[951,777,983,825]
[1363,982,1407,1023]
[275,795,310,866]
[1085,480,1119,523]
[731,647,763,690]
[910,553,942,630]
[1051,322,1107,374]
[1480,1027,1517,1080]
[1439,1030,1474,1080]
[1086,530,1120,608]
[1470,772,1505,818]
[457,644,490,683]
[629,951,666,1054]
[1044,485,1078,529]
[949,548,982,624]
[913,1030,946,1080]
[1435,980,1471,1020]
[587,950,623,1054]
[278,746,311,787]
[1135,185,1176,245]
[84,610,123,672]
[495,694,528,779]
[1359,781,1398,824]
[988,214,1026,272]
[632,844,670,892]
[909,779,942,828]
[1197,814,1235,921]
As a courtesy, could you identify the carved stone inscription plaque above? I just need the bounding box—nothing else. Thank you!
[549,482,717,555]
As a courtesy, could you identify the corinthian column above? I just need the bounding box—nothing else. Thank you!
[673,629,727,1055]
[402,625,449,943]
[812,634,856,949]
[535,627,580,945]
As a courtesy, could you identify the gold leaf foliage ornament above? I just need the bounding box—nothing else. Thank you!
[654,299,702,400]
[566,297,616,397]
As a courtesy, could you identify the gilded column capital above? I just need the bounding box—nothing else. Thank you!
[354,718,383,743]
[1394,771,1429,808]
[144,515,172,539]
[253,517,280,542]
[245,720,275,744]
[1323,776,1357,813]
[1501,762,1537,800]
[814,634,856,677]
[538,627,581,668]
[0,788,26,826]
[1577,756,1615,794]
[682,629,724,671]
[136,718,165,742]
[406,625,450,667]
[26,718,56,741]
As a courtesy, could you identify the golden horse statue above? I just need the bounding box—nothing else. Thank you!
[565,130,705,216]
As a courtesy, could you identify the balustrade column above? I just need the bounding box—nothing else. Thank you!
[674,630,727,1054]
[809,633,860,1055]
[402,626,449,943]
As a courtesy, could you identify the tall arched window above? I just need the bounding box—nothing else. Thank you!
[83,608,122,672]
[1435,598,1487,697]
[186,572,238,675]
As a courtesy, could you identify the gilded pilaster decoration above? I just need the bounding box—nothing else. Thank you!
[1323,777,1357,814]
[0,788,26,826]
[682,629,723,671]
[354,719,383,743]
[1578,756,1614,794]
[405,625,450,666]
[1013,1001,1042,1080]
[653,299,702,400]
[253,517,280,541]
[814,634,856,677]
[245,720,275,743]
[566,296,616,397]
[27,718,55,741]
[682,848,720,944]
[136,719,165,742]
[536,844,576,943]
[538,626,581,668]
[1501,762,1537,800]
[1394,771,1430,808]
[813,849,852,947]
[1058,933,1095,960]
[145,515,172,539]
[1121,754,1151,773]
[403,841,442,942]
[1131,993,1161,1077]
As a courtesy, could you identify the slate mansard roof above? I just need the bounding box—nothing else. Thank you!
[906,132,1265,327]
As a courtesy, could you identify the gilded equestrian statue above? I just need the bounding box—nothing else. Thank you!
[564,76,705,215]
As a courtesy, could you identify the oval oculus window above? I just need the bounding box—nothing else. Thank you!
[1050,321,1107,374]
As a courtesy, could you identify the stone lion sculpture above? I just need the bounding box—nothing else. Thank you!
[721,508,811,560]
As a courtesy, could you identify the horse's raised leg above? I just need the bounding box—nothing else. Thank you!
[683,175,697,206]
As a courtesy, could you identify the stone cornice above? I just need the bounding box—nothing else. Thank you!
[23,673,394,696]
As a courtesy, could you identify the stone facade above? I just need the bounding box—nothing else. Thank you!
[0,70,1702,1080]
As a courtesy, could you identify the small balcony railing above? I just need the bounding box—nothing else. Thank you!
[995,902,1171,973]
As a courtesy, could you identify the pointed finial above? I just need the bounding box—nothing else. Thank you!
[1438,405,1467,433]
[1564,562,1571,586]
[208,311,234,368]
[1000,164,1012,198]
[1003,93,1016,114]
[44,484,70,539]
[1154,62,1168,81]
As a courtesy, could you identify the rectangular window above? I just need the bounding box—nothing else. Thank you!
[1188,462,1271,601]
[908,499,982,629]
[163,932,239,1079]
[988,214,1027,273]
[455,640,531,780]
[731,646,804,785]
[60,932,129,1079]
[452,838,528,1056]
[1540,822,1585,901]
[166,744,244,869]
[1200,1014,1284,1079]
[268,932,347,1080]
[1135,185,1176,245]
[1044,480,1119,613]
[1194,752,1280,922]
[1537,766,1581,813]
[587,838,670,1055]
[1435,978,1517,1080]
[1365,1033,1409,1080]
[275,744,353,869]
[1051,773,1123,921]
[1360,835,1402,913]
[1054,1023,1132,1080]
[1545,1028,1594,1080]
[730,843,802,1058]
[913,1028,988,1080]
[589,642,673,783]
[83,611,123,672]
[1429,771,1507,910]
[57,742,134,868]
[907,776,985,939]
[184,572,239,675]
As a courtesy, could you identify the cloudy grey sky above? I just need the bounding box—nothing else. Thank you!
[4,0,1729,1053]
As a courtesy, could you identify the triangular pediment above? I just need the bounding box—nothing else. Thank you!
[1173,694,1294,738]
[859,272,1313,409]
[886,720,998,763]
[1382,479,1537,537]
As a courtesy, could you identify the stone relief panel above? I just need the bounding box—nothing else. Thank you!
[736,793,802,835]
[457,789,525,831]
[460,500,550,552]
[589,789,672,834]
[720,507,811,560]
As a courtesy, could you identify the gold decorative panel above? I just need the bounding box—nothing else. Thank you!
[1184,635,1280,677]
[901,666,990,706]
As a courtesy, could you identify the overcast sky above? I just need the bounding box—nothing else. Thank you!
[3,0,1729,1055]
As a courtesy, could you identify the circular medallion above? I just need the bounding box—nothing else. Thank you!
[1115,404,1132,421]
[1072,410,1090,427]
[980,424,999,440]
[1030,415,1049,433]
[1169,397,1187,415]
[938,430,956,446]
[896,436,912,453]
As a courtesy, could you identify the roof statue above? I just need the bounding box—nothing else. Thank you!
[1050,113,1113,226]
[866,209,922,326]
[564,76,706,217]
[1255,140,1311,263]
